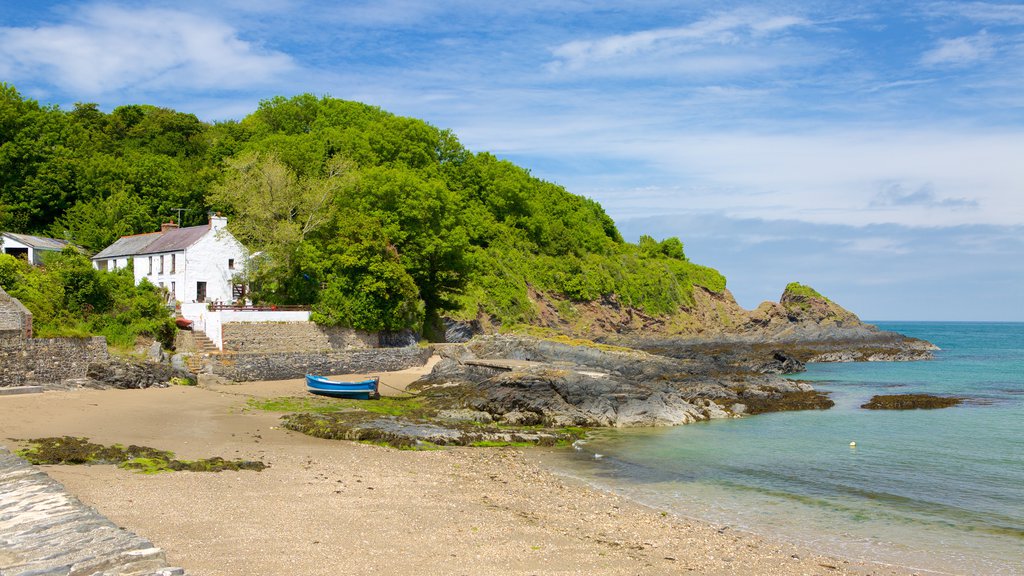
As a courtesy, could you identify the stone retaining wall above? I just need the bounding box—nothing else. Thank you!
[0,448,185,575]
[220,322,378,353]
[211,347,432,381]
[0,337,108,388]
[0,285,32,338]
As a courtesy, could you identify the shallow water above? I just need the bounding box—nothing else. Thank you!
[542,322,1024,575]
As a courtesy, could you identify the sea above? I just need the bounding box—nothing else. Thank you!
[541,322,1024,575]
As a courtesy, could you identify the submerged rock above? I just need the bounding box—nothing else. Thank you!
[861,394,963,410]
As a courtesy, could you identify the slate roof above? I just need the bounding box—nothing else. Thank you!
[1,233,71,251]
[92,225,210,260]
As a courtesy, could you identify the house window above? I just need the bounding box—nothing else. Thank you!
[196,281,207,303]
[170,254,176,274]
[159,255,164,274]
[228,258,235,270]
[171,281,176,298]
[148,256,153,275]
[97,260,108,272]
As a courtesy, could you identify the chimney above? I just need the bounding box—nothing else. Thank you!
[209,212,227,232]
[161,220,179,233]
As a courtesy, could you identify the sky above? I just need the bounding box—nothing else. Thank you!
[1,0,1022,321]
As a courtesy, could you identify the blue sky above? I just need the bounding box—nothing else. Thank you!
[2,1,1022,320]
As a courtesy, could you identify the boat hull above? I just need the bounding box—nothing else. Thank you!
[305,375,380,399]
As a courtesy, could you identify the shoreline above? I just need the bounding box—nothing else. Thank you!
[528,450,956,576]
[0,375,923,576]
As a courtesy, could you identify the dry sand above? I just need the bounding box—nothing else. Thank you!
[0,361,922,576]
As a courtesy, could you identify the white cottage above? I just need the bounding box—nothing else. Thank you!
[1,232,74,265]
[92,216,247,304]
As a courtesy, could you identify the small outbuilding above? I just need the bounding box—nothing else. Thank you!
[0,233,73,265]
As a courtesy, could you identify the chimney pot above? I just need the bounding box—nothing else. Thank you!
[161,220,179,233]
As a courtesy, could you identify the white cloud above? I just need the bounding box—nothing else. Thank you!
[921,32,996,66]
[0,4,295,96]
[929,1,1024,25]
[547,10,812,75]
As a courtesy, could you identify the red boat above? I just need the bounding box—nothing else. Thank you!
[175,317,194,330]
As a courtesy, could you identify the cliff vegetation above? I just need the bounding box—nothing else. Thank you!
[2,84,870,342]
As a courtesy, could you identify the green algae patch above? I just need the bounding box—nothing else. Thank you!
[861,394,962,410]
[16,436,172,465]
[16,436,266,474]
[247,396,433,418]
[281,411,579,450]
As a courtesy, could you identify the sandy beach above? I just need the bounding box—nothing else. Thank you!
[0,363,921,576]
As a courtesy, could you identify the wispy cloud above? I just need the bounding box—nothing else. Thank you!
[547,10,814,76]
[921,31,996,66]
[0,4,294,97]
[927,1,1024,25]
[870,182,978,209]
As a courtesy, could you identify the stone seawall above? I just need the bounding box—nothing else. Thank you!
[220,322,378,353]
[0,448,185,575]
[1,337,109,388]
[211,347,432,381]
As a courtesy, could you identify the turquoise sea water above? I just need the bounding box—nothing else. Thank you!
[543,322,1024,575]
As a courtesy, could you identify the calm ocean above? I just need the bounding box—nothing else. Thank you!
[542,322,1024,575]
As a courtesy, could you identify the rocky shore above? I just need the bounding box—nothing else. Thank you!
[410,335,833,429]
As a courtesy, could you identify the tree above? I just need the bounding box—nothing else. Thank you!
[210,151,356,303]
[347,167,474,340]
[51,187,157,251]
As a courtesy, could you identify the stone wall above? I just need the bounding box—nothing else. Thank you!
[220,322,379,353]
[211,347,432,382]
[0,284,32,338]
[0,448,185,575]
[0,337,108,388]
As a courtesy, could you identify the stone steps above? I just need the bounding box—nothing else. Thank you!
[192,330,219,354]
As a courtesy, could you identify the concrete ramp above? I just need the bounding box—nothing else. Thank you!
[0,448,185,576]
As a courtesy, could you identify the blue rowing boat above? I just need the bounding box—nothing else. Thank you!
[305,374,380,399]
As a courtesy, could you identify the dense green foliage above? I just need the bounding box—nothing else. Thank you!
[1,84,727,339]
[783,282,826,300]
[0,250,174,348]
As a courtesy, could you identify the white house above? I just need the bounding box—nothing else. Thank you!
[1,232,74,265]
[92,215,247,305]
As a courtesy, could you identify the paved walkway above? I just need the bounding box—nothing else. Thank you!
[0,448,185,576]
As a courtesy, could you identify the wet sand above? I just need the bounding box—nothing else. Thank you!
[0,363,922,576]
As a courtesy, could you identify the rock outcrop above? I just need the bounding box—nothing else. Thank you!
[861,394,963,410]
[84,357,194,389]
[445,283,937,364]
[414,335,833,428]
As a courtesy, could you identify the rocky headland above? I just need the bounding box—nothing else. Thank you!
[448,283,937,368]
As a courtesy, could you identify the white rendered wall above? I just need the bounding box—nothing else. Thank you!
[133,251,185,302]
[221,309,310,323]
[177,306,308,350]
[183,228,246,304]
[2,237,37,264]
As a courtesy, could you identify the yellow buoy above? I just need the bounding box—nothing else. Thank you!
[849,441,857,447]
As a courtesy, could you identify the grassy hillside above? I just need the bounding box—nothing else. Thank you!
[0,85,726,339]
